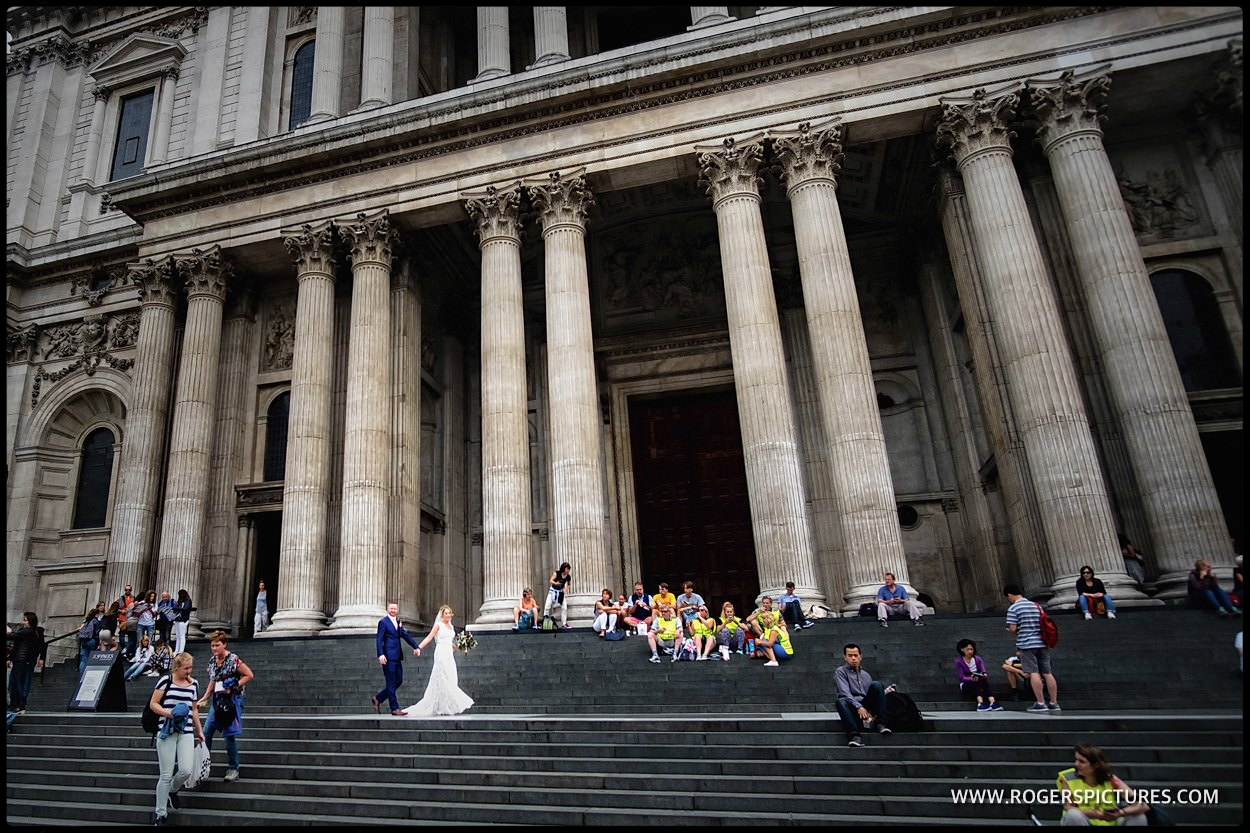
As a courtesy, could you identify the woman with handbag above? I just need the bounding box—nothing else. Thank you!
[196,630,253,784]
[1075,567,1118,621]
[150,651,203,826]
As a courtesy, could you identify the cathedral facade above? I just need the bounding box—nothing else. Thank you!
[6,7,1242,654]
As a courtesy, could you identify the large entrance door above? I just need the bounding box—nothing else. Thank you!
[248,512,281,637]
[628,388,759,616]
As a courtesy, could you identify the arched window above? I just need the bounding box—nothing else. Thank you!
[288,40,315,130]
[1150,269,1239,391]
[263,392,291,482]
[72,427,116,529]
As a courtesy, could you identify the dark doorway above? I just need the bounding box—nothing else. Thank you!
[628,387,759,617]
[249,512,282,637]
[1199,429,1243,550]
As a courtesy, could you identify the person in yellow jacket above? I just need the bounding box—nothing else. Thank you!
[646,607,680,664]
[755,612,794,667]
[691,605,719,660]
[716,601,748,661]
[1056,743,1148,826]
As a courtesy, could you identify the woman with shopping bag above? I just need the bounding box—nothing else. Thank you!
[149,651,203,826]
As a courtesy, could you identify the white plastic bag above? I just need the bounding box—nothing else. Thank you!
[183,739,211,789]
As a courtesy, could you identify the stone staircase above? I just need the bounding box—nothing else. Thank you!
[6,608,1243,825]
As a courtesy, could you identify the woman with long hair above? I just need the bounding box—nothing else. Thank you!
[173,590,193,654]
[405,606,474,716]
[1056,743,1148,826]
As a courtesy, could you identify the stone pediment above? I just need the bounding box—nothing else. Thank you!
[89,34,186,87]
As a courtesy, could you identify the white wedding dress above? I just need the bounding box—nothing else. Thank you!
[404,621,474,716]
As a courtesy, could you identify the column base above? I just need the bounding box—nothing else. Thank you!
[261,609,327,637]
[526,53,568,70]
[757,584,828,610]
[688,15,733,30]
[1150,571,1200,603]
[470,69,509,84]
[475,598,521,626]
[324,604,387,635]
[838,582,924,616]
[350,99,388,114]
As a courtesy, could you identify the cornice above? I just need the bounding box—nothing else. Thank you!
[107,6,1134,223]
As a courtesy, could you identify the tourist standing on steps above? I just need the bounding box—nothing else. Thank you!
[544,562,572,629]
[156,591,175,649]
[1004,584,1061,714]
[834,643,894,748]
[198,630,253,783]
[133,590,157,647]
[253,580,270,634]
[77,604,105,676]
[877,572,925,628]
[372,602,419,716]
[7,612,46,714]
[1074,566,1118,620]
[954,638,1002,712]
[172,590,193,654]
[151,651,203,826]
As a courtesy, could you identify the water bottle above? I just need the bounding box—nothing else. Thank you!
[745,637,755,655]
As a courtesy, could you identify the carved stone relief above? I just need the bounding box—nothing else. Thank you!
[263,302,296,371]
[1111,143,1209,241]
[30,312,138,407]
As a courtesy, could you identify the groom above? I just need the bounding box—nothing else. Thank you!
[373,602,419,716]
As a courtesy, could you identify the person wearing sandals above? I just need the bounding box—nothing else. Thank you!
[955,638,1002,712]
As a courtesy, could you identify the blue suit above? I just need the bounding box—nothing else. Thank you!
[375,616,419,711]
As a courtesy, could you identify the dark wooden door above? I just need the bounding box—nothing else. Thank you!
[628,388,759,616]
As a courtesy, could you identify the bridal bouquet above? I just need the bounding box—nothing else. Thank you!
[452,631,477,653]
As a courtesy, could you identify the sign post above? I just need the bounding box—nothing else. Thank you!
[67,649,128,711]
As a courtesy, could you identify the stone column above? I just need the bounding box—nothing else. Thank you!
[772,120,905,610]
[696,137,825,605]
[357,6,395,110]
[1193,41,1243,297]
[389,259,422,620]
[936,89,1130,606]
[308,6,345,123]
[327,211,395,633]
[530,7,570,68]
[472,7,511,82]
[464,186,533,624]
[527,171,611,619]
[103,258,180,593]
[690,7,732,28]
[148,69,178,166]
[1029,70,1229,599]
[266,221,338,636]
[80,85,110,186]
[155,247,234,631]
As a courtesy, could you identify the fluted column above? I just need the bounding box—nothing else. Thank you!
[464,186,532,624]
[357,6,395,110]
[937,89,1126,606]
[527,171,610,619]
[148,69,178,166]
[328,211,396,633]
[773,120,902,611]
[80,85,110,186]
[472,7,511,82]
[308,6,345,123]
[155,247,234,633]
[103,258,181,593]
[696,137,823,604]
[1029,70,1227,600]
[389,259,422,621]
[690,7,732,28]
[530,7,569,69]
[1193,40,1243,294]
[266,222,337,636]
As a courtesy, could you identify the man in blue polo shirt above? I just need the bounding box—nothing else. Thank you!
[1004,584,1060,714]
[876,572,925,628]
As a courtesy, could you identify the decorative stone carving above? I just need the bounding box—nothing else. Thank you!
[697,136,766,204]
[130,257,181,307]
[72,267,124,306]
[283,221,337,276]
[1193,38,1242,133]
[341,210,395,267]
[596,216,724,328]
[527,171,594,230]
[773,120,845,189]
[264,303,296,371]
[464,185,523,242]
[291,7,318,27]
[178,246,233,300]
[110,312,140,349]
[7,325,38,364]
[1027,69,1110,151]
[936,87,1019,164]
[1116,168,1201,237]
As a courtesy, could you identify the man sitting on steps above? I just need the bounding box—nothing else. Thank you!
[834,643,895,748]
[877,572,925,628]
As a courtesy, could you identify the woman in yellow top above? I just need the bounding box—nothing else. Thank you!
[716,601,747,661]
[691,605,718,660]
[755,612,794,667]
[1056,743,1148,826]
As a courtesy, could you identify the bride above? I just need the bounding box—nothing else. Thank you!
[404,605,474,716]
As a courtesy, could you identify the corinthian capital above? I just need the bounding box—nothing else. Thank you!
[526,170,594,233]
[936,87,1019,168]
[178,246,234,301]
[463,185,524,244]
[772,120,845,192]
[283,221,337,277]
[696,135,766,206]
[129,256,180,308]
[1026,68,1111,151]
[342,209,396,267]
[1193,38,1243,136]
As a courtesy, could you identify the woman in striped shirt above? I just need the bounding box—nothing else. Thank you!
[149,651,203,826]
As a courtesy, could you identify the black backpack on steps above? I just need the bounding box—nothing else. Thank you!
[882,690,924,732]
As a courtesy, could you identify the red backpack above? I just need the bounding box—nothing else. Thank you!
[1035,603,1059,649]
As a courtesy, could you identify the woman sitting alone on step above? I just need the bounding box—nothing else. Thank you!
[1074,566,1117,620]
[955,638,1001,711]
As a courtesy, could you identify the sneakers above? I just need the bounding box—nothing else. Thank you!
[802,620,816,629]
[1027,702,1050,714]
[1047,702,1062,712]
[1084,612,1093,620]
[913,619,925,627]
[1107,611,1117,620]
[847,735,865,748]
[167,790,180,811]
[560,623,572,629]
[878,723,892,735]
[708,652,721,660]
[512,625,519,632]
[661,647,673,656]
[152,812,167,826]
[976,702,991,712]
[989,703,1004,711]
[223,769,240,782]
[878,620,889,629]
[763,660,779,667]
[648,654,661,664]
[696,655,707,661]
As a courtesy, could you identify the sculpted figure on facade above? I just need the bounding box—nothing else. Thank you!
[264,303,296,371]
